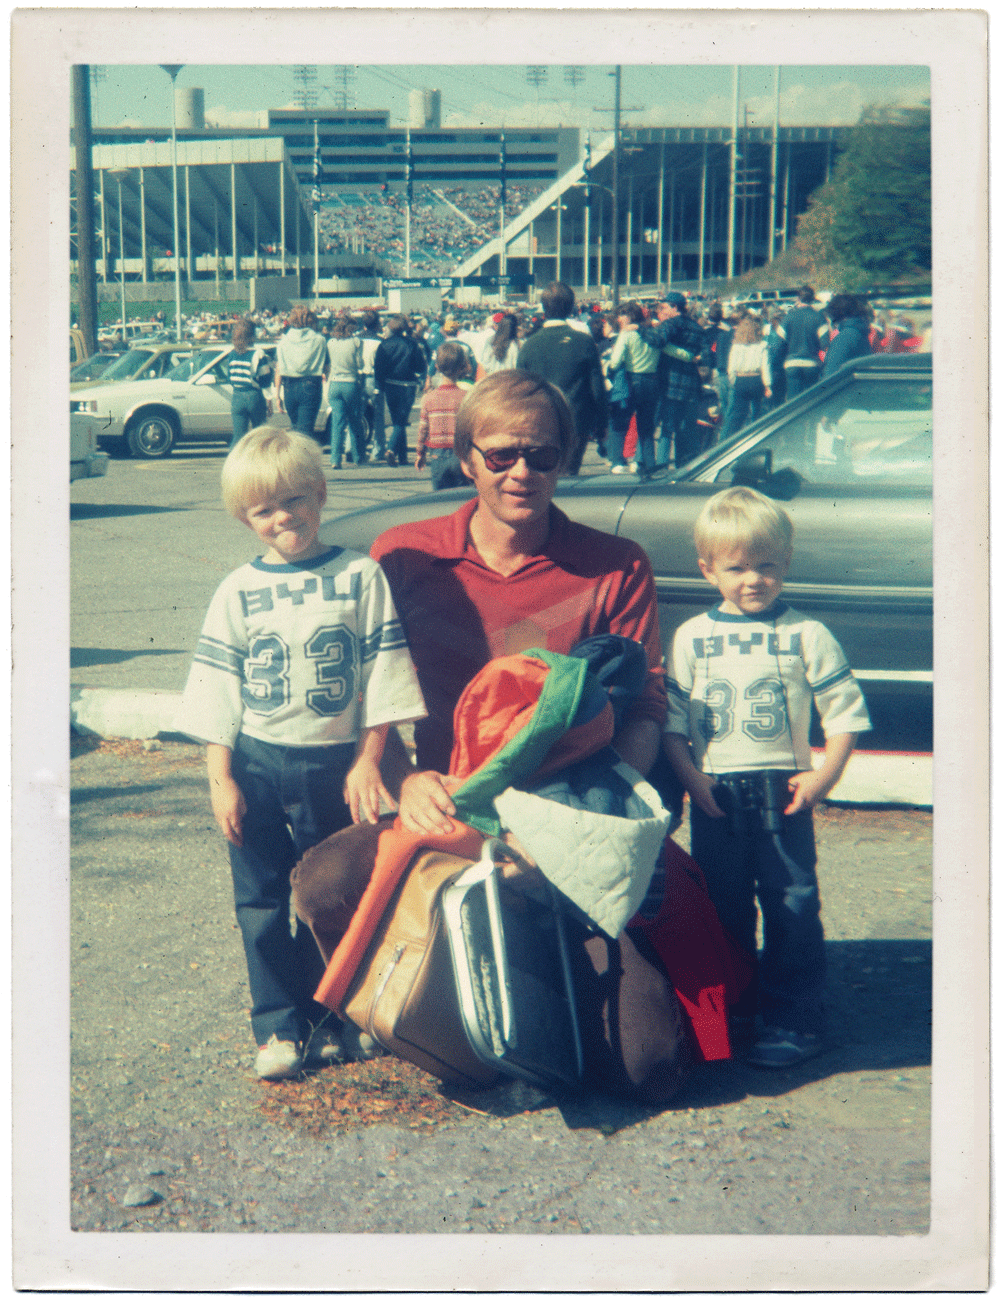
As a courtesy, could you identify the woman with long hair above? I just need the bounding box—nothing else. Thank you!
[720,312,772,440]
[480,313,520,375]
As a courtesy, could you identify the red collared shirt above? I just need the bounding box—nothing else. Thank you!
[372,499,666,772]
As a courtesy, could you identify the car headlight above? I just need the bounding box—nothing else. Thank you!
[70,399,99,413]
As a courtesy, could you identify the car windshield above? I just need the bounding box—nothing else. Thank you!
[71,353,123,382]
[169,349,222,383]
[709,376,932,488]
[97,348,156,382]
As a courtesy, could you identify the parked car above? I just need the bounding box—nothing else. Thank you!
[69,350,128,386]
[321,354,932,732]
[70,342,197,393]
[70,410,110,481]
[69,343,331,458]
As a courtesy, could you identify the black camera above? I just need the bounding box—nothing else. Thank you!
[712,770,792,837]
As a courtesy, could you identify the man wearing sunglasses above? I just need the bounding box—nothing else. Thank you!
[369,370,666,834]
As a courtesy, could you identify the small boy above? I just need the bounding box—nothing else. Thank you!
[414,341,472,490]
[175,427,426,1081]
[663,486,870,1068]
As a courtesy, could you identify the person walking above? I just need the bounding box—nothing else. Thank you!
[516,281,608,475]
[639,291,705,469]
[720,313,772,440]
[227,318,271,450]
[479,312,520,375]
[357,310,387,463]
[777,287,829,401]
[606,302,659,477]
[374,315,428,466]
[325,316,365,470]
[274,306,328,439]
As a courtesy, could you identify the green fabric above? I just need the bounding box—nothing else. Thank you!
[450,649,592,837]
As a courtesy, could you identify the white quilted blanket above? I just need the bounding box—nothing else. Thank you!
[493,760,670,939]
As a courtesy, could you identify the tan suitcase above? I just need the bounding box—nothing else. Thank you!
[340,848,501,1089]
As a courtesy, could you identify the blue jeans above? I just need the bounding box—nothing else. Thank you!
[328,380,365,466]
[657,396,701,467]
[384,382,418,464]
[363,377,386,459]
[720,376,766,441]
[607,371,658,471]
[784,366,820,401]
[230,389,267,448]
[281,375,323,438]
[228,734,355,1045]
[691,791,825,1035]
[427,448,467,490]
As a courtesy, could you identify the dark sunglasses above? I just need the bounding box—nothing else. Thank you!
[470,442,561,474]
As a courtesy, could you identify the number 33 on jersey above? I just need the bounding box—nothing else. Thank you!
[176,547,427,750]
[664,602,870,774]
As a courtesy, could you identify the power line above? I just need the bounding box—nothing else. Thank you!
[292,65,317,110]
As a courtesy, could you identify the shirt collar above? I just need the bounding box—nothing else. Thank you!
[433,498,578,569]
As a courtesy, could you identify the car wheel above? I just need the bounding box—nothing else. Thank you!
[126,412,177,458]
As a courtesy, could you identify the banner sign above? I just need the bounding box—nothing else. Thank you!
[383,275,535,290]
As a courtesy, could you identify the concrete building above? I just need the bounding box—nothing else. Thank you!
[89,103,580,194]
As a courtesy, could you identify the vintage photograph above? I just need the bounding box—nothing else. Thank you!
[13,7,987,1294]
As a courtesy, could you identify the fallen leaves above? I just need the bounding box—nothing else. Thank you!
[257,1057,466,1138]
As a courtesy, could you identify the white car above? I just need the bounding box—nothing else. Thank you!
[70,410,110,481]
[69,344,331,459]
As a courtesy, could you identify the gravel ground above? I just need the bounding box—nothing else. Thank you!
[70,737,931,1238]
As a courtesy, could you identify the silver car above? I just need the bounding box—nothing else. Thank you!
[323,354,932,740]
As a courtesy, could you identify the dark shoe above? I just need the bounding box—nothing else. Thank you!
[331,461,342,471]
[384,450,398,467]
[747,1027,822,1069]
[729,1015,756,1059]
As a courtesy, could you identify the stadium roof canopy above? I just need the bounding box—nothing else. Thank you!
[77,138,314,265]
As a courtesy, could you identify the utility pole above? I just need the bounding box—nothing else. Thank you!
[727,66,739,281]
[498,129,506,301]
[159,64,184,341]
[594,66,642,308]
[72,64,97,356]
[312,118,321,305]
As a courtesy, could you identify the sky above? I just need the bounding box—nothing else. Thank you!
[90,63,931,135]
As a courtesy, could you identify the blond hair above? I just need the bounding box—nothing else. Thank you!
[221,425,325,520]
[453,370,576,468]
[694,486,794,563]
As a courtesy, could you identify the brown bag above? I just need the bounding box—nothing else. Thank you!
[340,848,501,1089]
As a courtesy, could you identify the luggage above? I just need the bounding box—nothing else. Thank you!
[339,839,583,1092]
[442,841,584,1091]
[341,847,498,1089]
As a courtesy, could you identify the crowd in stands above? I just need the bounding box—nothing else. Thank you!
[316,184,546,276]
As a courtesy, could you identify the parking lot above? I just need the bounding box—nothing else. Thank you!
[69,441,933,1248]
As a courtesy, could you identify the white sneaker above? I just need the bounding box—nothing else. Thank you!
[254,1035,303,1080]
[610,464,630,475]
[628,462,640,474]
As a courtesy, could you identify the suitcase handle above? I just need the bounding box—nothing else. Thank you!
[482,840,584,1082]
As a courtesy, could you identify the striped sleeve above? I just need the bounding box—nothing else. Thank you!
[174,582,249,748]
[802,621,872,737]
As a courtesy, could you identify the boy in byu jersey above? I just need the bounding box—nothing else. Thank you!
[176,427,425,1080]
[663,487,870,1067]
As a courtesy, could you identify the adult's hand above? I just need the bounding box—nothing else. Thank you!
[397,770,463,834]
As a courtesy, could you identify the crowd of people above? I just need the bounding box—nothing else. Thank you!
[216,280,931,482]
[317,184,546,276]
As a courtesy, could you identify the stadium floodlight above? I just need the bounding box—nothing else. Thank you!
[159,65,184,341]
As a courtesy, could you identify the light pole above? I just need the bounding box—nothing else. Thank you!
[160,65,184,342]
[109,169,127,334]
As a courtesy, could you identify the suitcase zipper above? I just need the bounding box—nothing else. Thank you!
[366,942,406,1045]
